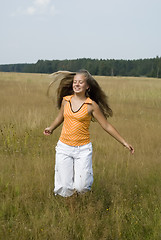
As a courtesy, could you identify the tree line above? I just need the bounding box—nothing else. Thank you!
[0,57,161,78]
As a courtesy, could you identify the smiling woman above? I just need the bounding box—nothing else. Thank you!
[53,70,113,118]
[72,74,89,95]
[44,69,134,198]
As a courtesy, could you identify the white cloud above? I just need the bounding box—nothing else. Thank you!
[26,7,36,15]
[12,0,58,17]
[34,0,51,7]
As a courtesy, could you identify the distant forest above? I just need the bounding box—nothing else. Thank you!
[0,57,161,78]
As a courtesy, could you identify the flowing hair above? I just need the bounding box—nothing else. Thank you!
[47,70,113,118]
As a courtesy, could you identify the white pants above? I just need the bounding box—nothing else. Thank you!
[54,140,93,197]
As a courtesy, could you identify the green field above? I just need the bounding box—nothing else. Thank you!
[0,72,161,240]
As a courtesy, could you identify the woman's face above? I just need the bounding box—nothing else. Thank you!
[73,74,89,95]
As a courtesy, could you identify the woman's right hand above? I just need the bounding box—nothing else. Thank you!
[43,127,52,136]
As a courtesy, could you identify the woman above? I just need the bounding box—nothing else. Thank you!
[44,69,134,197]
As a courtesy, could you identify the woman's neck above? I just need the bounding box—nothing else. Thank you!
[73,93,87,101]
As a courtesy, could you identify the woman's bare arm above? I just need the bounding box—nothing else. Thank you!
[43,100,65,135]
[91,101,134,154]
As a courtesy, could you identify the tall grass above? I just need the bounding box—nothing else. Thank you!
[0,72,161,240]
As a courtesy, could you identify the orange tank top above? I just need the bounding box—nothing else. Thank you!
[59,95,92,146]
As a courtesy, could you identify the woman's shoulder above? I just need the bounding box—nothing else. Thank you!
[85,98,99,113]
[86,98,98,107]
[88,99,100,112]
[85,97,93,104]
[63,95,73,101]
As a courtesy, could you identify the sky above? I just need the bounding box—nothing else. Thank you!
[0,0,161,64]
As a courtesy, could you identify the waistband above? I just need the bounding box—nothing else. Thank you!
[57,140,92,149]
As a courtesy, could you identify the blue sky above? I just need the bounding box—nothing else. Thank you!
[0,0,161,64]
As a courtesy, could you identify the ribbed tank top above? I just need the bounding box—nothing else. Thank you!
[59,95,92,146]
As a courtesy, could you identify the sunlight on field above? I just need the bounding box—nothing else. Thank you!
[0,72,161,240]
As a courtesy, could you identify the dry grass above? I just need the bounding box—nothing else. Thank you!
[0,72,161,240]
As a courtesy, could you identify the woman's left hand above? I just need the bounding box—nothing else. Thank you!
[43,127,52,136]
[123,142,134,154]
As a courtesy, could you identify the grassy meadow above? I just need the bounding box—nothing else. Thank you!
[0,72,161,240]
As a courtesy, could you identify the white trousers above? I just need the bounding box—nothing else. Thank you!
[54,140,93,197]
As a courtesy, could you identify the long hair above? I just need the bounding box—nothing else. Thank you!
[48,70,113,118]
[47,71,75,108]
[78,69,113,118]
